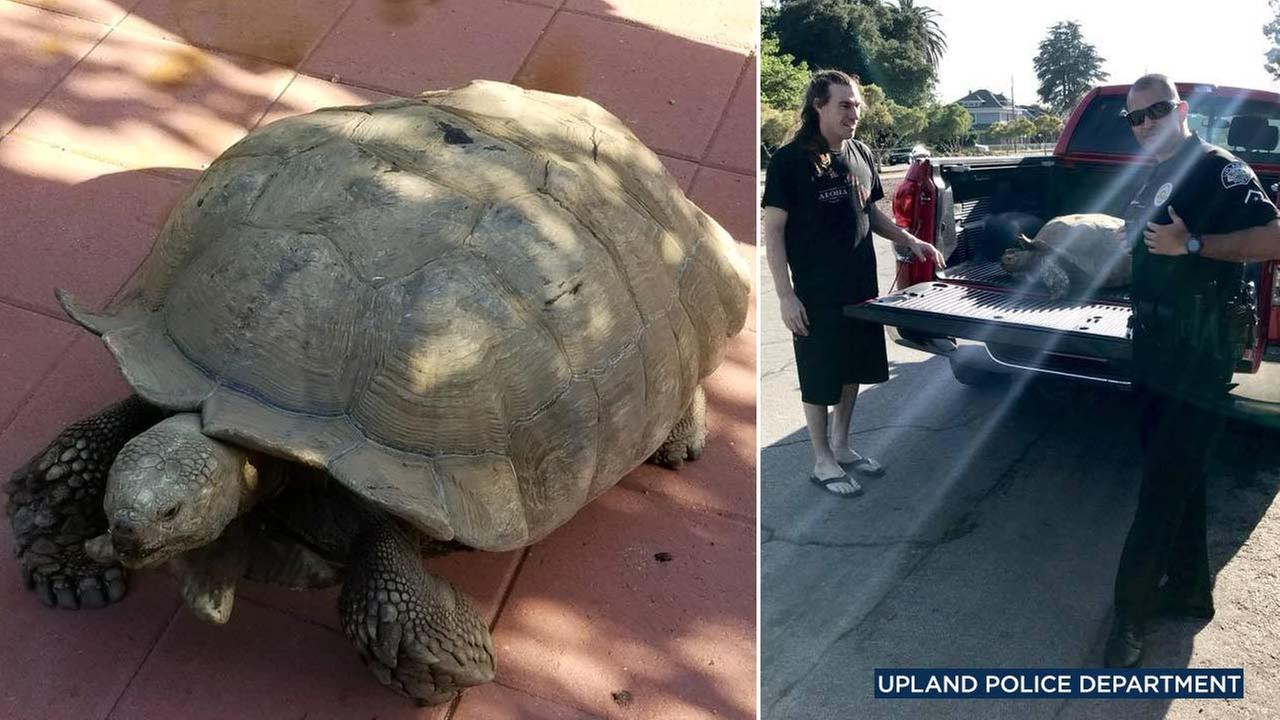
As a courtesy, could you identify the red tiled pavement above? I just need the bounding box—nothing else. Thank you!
[514,10,747,160]
[10,0,144,26]
[12,27,294,175]
[0,1,107,135]
[490,488,756,720]
[303,0,556,96]
[120,0,353,67]
[0,0,758,718]
[0,135,188,318]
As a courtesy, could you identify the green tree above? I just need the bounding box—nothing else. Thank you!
[760,104,794,153]
[853,83,895,145]
[1006,117,1037,145]
[1033,21,1109,114]
[774,0,936,106]
[986,121,1010,144]
[890,0,947,70]
[1033,114,1064,142]
[921,103,973,148]
[761,35,811,112]
[890,103,928,143]
[1265,0,1280,80]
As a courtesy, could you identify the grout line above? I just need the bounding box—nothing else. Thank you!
[2,12,116,139]
[0,294,78,326]
[696,51,754,167]
[506,3,562,86]
[8,0,117,29]
[100,598,185,720]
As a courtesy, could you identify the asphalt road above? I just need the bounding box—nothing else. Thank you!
[758,176,1280,719]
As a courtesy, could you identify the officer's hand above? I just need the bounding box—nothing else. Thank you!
[909,238,947,269]
[1143,206,1189,256]
[780,293,809,336]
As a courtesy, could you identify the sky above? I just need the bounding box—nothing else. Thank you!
[931,0,1278,105]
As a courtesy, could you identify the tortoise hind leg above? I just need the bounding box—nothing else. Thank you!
[650,384,707,470]
[5,396,162,609]
[339,519,495,706]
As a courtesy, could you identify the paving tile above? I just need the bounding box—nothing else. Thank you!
[563,0,757,53]
[106,598,450,720]
[303,0,554,96]
[620,330,756,522]
[255,71,400,128]
[490,487,756,719]
[0,523,181,720]
[0,334,131,478]
[689,166,756,247]
[0,1,109,135]
[702,53,756,174]
[0,135,189,316]
[11,0,145,25]
[658,153,697,194]
[0,303,82,433]
[454,682,601,719]
[514,11,746,160]
[120,0,354,67]
[239,548,525,633]
[12,27,296,175]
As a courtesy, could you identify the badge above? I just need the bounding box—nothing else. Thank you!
[1153,182,1173,205]
[1221,161,1254,189]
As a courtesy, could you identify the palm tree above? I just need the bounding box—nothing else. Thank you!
[891,0,947,71]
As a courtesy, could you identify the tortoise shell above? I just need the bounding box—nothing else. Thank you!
[63,80,750,551]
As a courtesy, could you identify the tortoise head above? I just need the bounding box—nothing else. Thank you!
[104,414,249,568]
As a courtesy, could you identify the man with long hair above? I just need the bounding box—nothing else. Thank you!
[762,70,945,497]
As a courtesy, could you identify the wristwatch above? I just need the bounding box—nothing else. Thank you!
[1185,234,1202,256]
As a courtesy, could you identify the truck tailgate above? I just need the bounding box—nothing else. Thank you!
[846,281,1133,361]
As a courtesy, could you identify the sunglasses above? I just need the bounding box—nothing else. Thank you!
[1120,100,1179,127]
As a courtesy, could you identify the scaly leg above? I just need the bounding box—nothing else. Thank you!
[339,520,495,706]
[649,385,707,470]
[5,396,162,609]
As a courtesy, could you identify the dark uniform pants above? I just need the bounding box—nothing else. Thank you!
[1113,387,1223,623]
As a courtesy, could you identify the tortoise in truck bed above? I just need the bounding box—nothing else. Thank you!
[3,80,750,706]
[999,213,1130,299]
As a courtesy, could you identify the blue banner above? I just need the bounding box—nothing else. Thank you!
[874,669,1244,699]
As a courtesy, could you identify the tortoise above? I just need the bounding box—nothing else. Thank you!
[999,213,1129,299]
[3,80,750,705]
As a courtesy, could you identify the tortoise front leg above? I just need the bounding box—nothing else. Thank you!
[4,396,162,609]
[650,384,707,469]
[339,519,495,706]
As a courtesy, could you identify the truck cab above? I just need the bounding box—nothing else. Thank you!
[849,83,1280,424]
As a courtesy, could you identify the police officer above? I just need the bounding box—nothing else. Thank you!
[762,70,944,497]
[1105,74,1280,667]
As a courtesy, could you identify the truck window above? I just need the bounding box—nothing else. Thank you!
[1066,92,1280,165]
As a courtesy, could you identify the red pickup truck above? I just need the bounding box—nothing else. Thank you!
[848,82,1280,425]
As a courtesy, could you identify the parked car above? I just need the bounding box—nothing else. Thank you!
[849,82,1280,427]
[884,145,930,165]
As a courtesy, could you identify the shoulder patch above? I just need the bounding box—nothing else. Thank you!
[1221,161,1255,190]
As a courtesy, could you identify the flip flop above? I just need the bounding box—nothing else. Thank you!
[809,473,863,497]
[839,454,885,478]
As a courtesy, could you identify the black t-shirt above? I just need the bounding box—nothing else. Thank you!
[1127,132,1279,302]
[761,138,884,305]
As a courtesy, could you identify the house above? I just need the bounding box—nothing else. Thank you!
[954,89,1045,131]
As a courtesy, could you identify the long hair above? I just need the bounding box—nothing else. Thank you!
[786,69,859,170]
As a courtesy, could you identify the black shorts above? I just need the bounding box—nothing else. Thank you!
[792,303,889,406]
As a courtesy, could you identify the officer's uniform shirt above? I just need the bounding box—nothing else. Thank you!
[1124,132,1280,397]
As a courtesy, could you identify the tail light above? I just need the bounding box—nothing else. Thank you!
[890,160,938,288]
